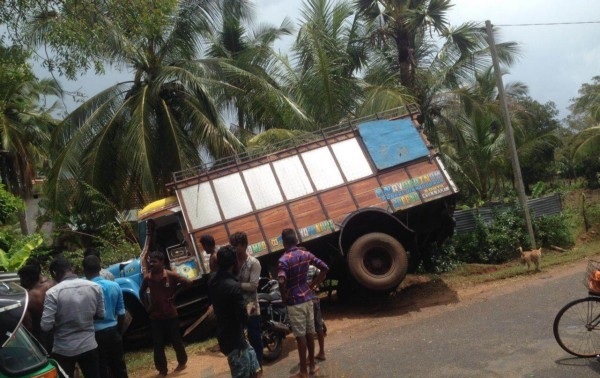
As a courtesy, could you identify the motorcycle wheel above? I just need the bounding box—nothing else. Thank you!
[262,329,284,362]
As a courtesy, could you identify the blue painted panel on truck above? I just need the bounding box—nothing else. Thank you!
[358,118,429,170]
[106,259,143,300]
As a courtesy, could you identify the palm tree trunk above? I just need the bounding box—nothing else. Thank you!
[18,210,29,235]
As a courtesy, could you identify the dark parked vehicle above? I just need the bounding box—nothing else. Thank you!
[258,277,291,362]
[0,279,66,378]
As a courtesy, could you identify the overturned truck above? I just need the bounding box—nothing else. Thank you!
[111,105,459,338]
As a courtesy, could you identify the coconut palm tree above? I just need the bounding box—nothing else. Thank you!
[0,44,61,200]
[43,0,304,215]
[286,0,370,128]
[437,67,534,202]
[356,1,520,140]
[0,43,61,234]
[207,11,300,135]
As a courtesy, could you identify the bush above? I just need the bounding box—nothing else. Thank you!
[425,241,461,273]
[55,221,139,275]
[0,185,24,224]
[436,205,575,270]
[533,213,575,247]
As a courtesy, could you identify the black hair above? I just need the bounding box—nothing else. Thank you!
[49,256,72,278]
[229,231,248,247]
[17,264,41,289]
[82,255,101,275]
[84,247,101,259]
[148,250,165,261]
[281,228,298,247]
[200,234,215,248]
[216,245,236,271]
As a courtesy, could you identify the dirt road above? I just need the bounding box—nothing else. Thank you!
[136,255,597,377]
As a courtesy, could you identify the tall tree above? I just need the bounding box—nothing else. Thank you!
[356,1,520,141]
[288,0,369,128]
[31,1,303,216]
[0,42,61,199]
[437,67,531,203]
[207,10,299,134]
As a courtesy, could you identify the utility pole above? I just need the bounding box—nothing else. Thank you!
[485,20,537,249]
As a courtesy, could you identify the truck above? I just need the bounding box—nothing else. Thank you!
[109,104,458,339]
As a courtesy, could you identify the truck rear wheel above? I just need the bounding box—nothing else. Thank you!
[347,232,408,291]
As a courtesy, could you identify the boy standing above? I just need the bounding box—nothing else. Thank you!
[140,250,191,376]
[230,231,263,366]
[208,245,261,377]
[278,229,328,378]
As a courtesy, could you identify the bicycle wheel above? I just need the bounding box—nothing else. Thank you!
[553,296,600,357]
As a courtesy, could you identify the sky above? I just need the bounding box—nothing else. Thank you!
[50,0,600,120]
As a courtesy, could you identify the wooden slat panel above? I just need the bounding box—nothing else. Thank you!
[192,225,229,249]
[319,187,357,220]
[349,178,386,209]
[226,216,268,257]
[379,168,411,186]
[258,206,295,250]
[289,197,327,229]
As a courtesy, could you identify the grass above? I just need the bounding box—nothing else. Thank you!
[440,235,600,289]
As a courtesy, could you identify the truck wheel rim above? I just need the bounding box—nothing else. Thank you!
[363,247,392,275]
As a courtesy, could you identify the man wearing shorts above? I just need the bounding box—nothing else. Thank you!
[278,229,328,378]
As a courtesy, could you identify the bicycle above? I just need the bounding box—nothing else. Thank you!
[553,259,600,357]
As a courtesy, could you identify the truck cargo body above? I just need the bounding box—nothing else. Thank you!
[168,105,458,292]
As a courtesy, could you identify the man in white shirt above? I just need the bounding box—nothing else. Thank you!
[41,256,105,378]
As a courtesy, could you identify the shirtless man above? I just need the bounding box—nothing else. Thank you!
[18,261,55,349]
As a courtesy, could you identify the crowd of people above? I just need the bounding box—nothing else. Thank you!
[16,228,329,378]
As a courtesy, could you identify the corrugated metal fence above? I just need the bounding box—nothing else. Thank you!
[454,193,563,234]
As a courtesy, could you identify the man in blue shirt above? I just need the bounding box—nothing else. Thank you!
[84,255,129,378]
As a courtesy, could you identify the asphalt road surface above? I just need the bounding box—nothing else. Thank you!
[264,260,600,378]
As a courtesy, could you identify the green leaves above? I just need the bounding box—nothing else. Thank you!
[0,233,43,272]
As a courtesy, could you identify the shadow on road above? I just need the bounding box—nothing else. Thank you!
[555,356,600,374]
[320,275,459,321]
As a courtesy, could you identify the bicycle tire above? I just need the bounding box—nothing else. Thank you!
[553,296,600,357]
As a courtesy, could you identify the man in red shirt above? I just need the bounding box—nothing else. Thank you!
[140,250,192,377]
[278,229,328,378]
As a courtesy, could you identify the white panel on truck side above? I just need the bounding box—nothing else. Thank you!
[331,138,373,181]
[273,156,313,200]
[301,147,344,190]
[179,183,221,229]
[213,173,254,219]
[243,164,283,210]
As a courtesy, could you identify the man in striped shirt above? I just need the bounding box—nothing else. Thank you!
[278,229,328,378]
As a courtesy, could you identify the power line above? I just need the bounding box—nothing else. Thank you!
[495,21,600,27]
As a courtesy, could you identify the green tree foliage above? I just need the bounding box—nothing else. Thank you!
[512,97,562,192]
[0,41,62,199]
[567,75,600,130]
[0,185,24,225]
[557,77,600,187]
[43,1,304,218]
[287,0,369,127]
[0,233,43,272]
[437,68,528,203]
[356,0,519,137]
[207,9,301,134]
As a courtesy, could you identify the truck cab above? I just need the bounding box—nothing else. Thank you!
[106,197,210,341]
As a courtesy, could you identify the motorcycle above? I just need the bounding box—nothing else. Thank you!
[258,277,291,362]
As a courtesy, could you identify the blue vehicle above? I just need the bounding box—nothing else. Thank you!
[106,198,211,341]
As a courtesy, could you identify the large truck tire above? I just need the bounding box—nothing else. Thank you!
[347,232,408,291]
